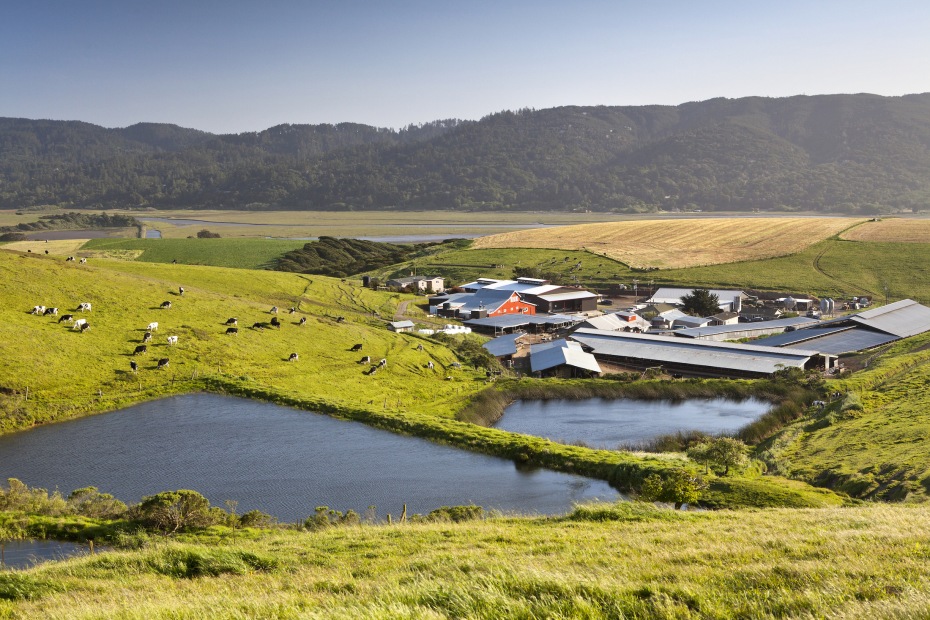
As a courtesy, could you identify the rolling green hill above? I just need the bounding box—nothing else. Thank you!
[3,93,930,213]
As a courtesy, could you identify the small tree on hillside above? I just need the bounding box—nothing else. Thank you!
[131,490,219,534]
[639,470,706,509]
[710,437,750,476]
[196,229,221,238]
[680,288,720,317]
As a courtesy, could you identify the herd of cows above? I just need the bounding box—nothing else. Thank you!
[28,284,442,378]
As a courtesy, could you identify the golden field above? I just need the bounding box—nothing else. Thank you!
[839,217,930,243]
[472,217,865,269]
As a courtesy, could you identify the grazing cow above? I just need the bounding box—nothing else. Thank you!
[31,305,46,315]
[288,353,299,362]
[178,287,185,296]
[270,317,281,328]
[451,362,462,369]
[130,360,138,373]
[226,327,239,335]
[147,322,159,331]
[367,366,378,376]
[289,307,297,314]
[416,344,424,351]
[378,358,387,368]
[359,355,371,364]
[78,302,92,312]
[72,319,87,330]
[350,343,363,352]
[251,322,266,330]
[133,345,148,355]
[44,250,49,254]
[160,301,172,309]
[142,332,153,343]
[336,316,346,323]
[427,361,434,370]
[166,336,178,346]
[79,322,91,332]
[66,256,75,262]
[43,307,58,316]
[79,258,87,264]
[58,314,74,323]
[298,317,307,326]
[225,318,238,326]
[157,358,169,369]
[270,306,278,314]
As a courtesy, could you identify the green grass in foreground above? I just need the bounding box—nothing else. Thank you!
[81,238,308,269]
[4,503,930,618]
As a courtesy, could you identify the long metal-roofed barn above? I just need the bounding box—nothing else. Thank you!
[672,316,818,341]
[570,328,824,378]
[754,299,930,355]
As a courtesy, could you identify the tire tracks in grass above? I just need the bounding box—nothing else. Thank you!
[812,245,879,297]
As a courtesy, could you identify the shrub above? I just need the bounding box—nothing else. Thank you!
[129,490,221,534]
[196,229,221,238]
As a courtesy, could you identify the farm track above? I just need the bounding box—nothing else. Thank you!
[812,247,879,297]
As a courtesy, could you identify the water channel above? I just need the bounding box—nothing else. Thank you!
[0,540,94,570]
[0,394,617,521]
[496,398,771,449]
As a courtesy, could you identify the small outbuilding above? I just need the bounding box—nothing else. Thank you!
[387,320,415,333]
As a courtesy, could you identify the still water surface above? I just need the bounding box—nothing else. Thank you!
[0,540,92,570]
[0,394,616,521]
[496,398,771,449]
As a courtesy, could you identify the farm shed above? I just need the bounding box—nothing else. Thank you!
[530,340,601,378]
[386,275,444,293]
[387,320,415,333]
[482,333,525,361]
[570,328,824,378]
[673,316,818,341]
[648,288,746,311]
[570,312,650,333]
[754,299,930,354]
[464,314,581,335]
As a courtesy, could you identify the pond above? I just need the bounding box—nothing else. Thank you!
[495,398,771,449]
[0,540,94,570]
[0,394,617,521]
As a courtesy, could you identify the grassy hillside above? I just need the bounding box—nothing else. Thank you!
[4,503,930,618]
[763,332,930,501]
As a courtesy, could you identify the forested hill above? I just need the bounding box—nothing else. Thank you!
[3,93,930,213]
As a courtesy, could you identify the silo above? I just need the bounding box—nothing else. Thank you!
[827,298,835,314]
[784,296,797,310]
[820,298,829,313]
[732,295,742,313]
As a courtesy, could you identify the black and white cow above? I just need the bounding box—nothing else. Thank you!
[43,307,58,316]
[225,318,238,326]
[226,327,239,335]
[359,355,371,364]
[270,317,281,328]
[31,305,46,315]
[77,302,92,312]
[130,360,138,373]
[160,301,172,309]
[350,343,363,352]
[134,345,148,355]
[157,358,170,369]
[58,314,74,323]
[72,319,88,330]
[298,317,307,326]
[288,353,299,362]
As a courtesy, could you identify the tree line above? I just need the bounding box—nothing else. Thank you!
[2,94,930,213]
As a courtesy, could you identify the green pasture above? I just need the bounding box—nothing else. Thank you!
[82,238,308,269]
[761,332,930,501]
[5,503,930,618]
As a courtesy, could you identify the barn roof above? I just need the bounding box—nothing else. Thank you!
[674,316,818,339]
[570,328,816,375]
[847,299,930,338]
[482,333,524,357]
[464,314,582,330]
[647,288,745,305]
[530,340,601,374]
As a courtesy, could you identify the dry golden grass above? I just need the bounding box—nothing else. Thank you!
[3,239,90,256]
[840,217,930,243]
[472,217,864,268]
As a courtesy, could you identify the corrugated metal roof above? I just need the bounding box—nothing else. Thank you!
[752,326,854,347]
[781,328,899,355]
[674,316,817,338]
[536,291,600,302]
[570,328,816,375]
[483,333,524,357]
[648,288,745,305]
[464,314,583,329]
[388,320,414,329]
[530,340,601,374]
[848,299,930,338]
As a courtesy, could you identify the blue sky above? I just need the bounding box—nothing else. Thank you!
[2,1,929,134]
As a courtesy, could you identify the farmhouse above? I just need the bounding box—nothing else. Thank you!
[529,339,601,378]
[570,328,827,378]
[386,275,445,293]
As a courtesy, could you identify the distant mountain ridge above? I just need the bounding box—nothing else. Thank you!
[2,93,930,213]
